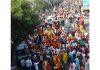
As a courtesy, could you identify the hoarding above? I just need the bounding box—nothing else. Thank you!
[82,0,89,6]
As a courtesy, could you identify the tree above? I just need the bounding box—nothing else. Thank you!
[11,0,40,44]
[33,0,50,13]
[11,0,24,20]
[11,0,50,44]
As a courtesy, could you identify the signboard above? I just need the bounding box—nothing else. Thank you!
[81,6,89,11]
[82,0,89,6]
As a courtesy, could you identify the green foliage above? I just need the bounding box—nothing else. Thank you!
[11,0,24,20]
[12,0,37,42]
[33,0,50,13]
[11,0,49,43]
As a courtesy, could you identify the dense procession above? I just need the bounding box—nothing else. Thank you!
[11,1,89,70]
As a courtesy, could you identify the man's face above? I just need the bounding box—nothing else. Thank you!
[47,27,50,30]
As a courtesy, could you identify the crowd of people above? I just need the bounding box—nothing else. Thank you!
[12,2,89,70]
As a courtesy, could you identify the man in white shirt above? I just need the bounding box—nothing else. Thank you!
[73,62,76,70]
[76,51,81,57]
[69,50,74,62]
[55,47,60,54]
[69,62,76,70]
[85,57,89,70]
[17,41,28,51]
[40,54,43,62]
[20,58,25,67]
[71,50,76,55]
[54,28,57,34]
[75,35,81,41]
[66,42,68,48]
[82,53,85,64]
[71,42,77,48]
[25,58,32,69]
[84,31,88,37]
[69,51,73,57]
[34,61,39,70]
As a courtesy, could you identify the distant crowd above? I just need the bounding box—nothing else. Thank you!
[12,4,89,70]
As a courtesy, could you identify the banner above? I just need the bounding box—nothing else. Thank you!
[82,0,89,6]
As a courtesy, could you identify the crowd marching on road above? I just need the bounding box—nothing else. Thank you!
[11,2,89,70]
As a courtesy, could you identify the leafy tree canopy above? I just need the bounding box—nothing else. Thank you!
[11,0,50,44]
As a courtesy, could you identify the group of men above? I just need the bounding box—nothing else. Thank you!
[15,3,89,70]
